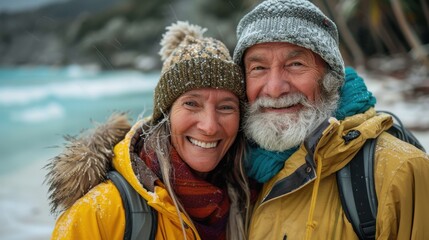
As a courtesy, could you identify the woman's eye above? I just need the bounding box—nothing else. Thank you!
[220,105,232,110]
[184,101,197,107]
[218,104,238,113]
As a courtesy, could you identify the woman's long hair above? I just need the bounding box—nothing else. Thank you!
[141,114,251,240]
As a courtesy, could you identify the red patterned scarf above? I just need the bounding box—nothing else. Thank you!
[141,148,230,240]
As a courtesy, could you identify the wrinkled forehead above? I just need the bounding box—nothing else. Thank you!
[243,42,326,67]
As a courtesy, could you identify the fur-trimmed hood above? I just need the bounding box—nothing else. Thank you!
[44,113,132,214]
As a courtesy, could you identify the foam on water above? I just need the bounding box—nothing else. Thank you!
[0,70,158,106]
[10,102,65,123]
[0,66,158,172]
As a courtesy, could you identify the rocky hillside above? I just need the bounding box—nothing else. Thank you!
[0,0,257,71]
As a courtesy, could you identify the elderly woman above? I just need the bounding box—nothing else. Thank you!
[45,21,251,240]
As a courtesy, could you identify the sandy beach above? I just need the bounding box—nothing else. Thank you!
[0,157,55,240]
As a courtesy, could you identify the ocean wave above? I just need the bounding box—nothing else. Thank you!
[10,102,65,123]
[0,73,158,106]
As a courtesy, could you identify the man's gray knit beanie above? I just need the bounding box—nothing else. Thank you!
[233,0,345,83]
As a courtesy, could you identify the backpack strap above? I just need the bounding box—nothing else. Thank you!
[337,138,377,240]
[337,110,426,240]
[378,110,426,152]
[108,171,157,240]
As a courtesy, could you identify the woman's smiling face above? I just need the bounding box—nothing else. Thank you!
[169,88,240,176]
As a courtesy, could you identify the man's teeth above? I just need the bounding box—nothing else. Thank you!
[272,103,297,109]
[189,138,218,148]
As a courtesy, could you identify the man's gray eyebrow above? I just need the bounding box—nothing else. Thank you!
[246,49,307,63]
[245,54,265,63]
[287,49,305,58]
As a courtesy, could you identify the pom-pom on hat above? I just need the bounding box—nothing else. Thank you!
[233,0,345,85]
[152,21,245,123]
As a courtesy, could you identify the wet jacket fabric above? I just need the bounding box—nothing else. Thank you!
[49,116,200,239]
[248,108,429,240]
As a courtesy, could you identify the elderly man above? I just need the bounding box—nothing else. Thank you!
[234,0,429,239]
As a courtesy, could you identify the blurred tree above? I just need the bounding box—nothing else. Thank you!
[2,0,428,71]
[390,0,429,66]
[313,0,365,67]
[312,0,429,70]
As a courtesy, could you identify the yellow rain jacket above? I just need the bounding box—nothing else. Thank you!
[50,118,200,239]
[248,109,429,240]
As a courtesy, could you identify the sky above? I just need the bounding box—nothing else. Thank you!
[0,0,66,13]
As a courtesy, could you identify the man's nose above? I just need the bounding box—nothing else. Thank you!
[197,109,219,135]
[264,68,291,98]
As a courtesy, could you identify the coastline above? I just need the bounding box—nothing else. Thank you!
[0,157,55,240]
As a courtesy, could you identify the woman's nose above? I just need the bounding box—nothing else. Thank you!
[196,109,219,135]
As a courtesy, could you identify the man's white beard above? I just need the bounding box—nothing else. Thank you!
[244,92,337,152]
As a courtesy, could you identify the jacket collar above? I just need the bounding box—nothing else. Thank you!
[113,120,200,237]
[261,108,393,203]
[45,113,132,214]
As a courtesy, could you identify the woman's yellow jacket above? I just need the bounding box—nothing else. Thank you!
[49,115,200,239]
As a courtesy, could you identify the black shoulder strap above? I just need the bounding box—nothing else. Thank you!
[337,138,377,240]
[378,110,426,152]
[108,171,157,240]
[337,110,427,240]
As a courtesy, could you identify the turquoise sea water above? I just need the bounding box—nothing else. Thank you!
[0,66,159,174]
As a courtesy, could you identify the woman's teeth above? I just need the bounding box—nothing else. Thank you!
[189,138,218,148]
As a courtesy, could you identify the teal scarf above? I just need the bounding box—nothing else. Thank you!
[246,67,377,183]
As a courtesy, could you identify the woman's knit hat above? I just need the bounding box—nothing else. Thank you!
[152,21,245,123]
[233,0,345,85]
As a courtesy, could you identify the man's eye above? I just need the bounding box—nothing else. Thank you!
[247,66,266,76]
[252,66,265,71]
[290,62,304,67]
